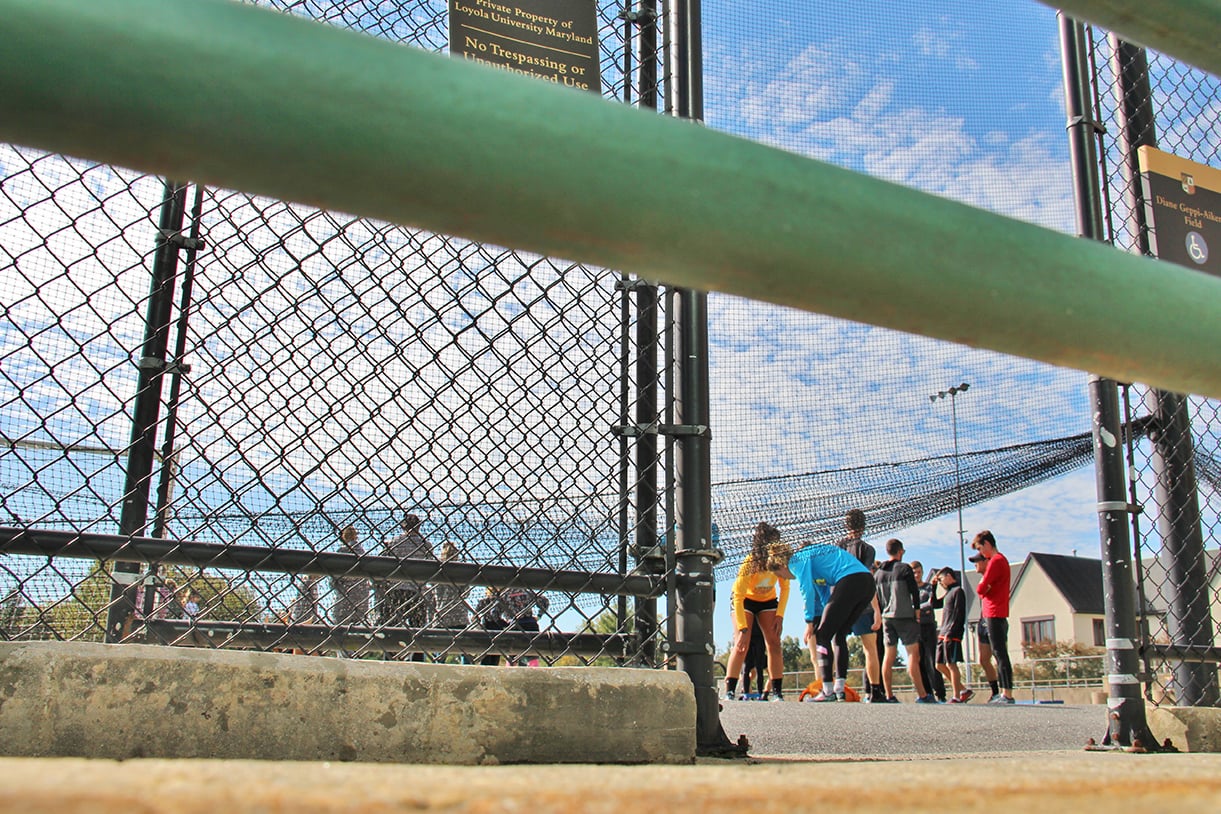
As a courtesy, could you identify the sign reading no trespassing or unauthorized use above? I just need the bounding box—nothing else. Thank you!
[449,0,601,93]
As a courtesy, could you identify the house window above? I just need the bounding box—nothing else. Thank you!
[1021,616,1055,646]
[1093,618,1106,647]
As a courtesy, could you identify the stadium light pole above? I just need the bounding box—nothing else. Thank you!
[930,382,971,683]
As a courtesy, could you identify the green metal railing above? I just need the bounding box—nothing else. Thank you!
[2,0,1220,400]
[1042,0,1221,78]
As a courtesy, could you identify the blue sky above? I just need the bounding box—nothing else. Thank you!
[695,0,1155,646]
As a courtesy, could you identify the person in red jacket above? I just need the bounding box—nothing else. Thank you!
[973,530,1015,704]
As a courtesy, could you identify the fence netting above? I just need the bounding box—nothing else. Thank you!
[0,0,1217,701]
[1085,31,1221,705]
[1,0,667,665]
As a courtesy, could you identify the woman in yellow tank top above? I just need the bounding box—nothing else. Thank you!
[724,522,792,701]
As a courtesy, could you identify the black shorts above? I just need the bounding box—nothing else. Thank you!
[975,619,991,646]
[883,617,922,647]
[850,606,876,636]
[936,638,963,664]
[743,597,779,615]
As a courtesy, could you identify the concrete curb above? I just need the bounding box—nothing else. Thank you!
[0,642,695,764]
[1147,705,1221,752]
[2,752,1221,813]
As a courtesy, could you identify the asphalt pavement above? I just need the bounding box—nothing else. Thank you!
[718,697,1106,757]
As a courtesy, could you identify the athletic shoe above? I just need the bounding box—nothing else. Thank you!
[947,697,964,704]
[805,691,837,702]
[988,694,1015,705]
[769,693,784,703]
[835,691,847,701]
[915,694,939,704]
[885,696,901,704]
[724,691,735,702]
[958,689,975,703]
[997,695,1016,704]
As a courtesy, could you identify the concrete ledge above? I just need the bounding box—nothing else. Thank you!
[3,752,1221,814]
[0,642,695,765]
[1147,706,1221,753]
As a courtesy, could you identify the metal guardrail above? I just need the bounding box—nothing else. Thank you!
[2,0,1220,398]
[143,620,630,658]
[1042,0,1221,78]
[0,527,665,598]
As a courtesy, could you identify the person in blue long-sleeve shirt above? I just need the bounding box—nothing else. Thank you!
[773,541,879,702]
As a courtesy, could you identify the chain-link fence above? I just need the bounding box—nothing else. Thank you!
[0,0,674,667]
[1087,30,1221,707]
[2,2,1219,729]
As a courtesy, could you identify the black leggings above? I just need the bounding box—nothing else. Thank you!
[832,629,850,680]
[984,617,1014,691]
[815,572,875,683]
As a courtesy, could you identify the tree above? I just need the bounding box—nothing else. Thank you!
[0,589,26,638]
[781,634,814,673]
[39,563,262,641]
[164,566,260,622]
[551,608,644,667]
[1021,640,1104,683]
[44,565,113,641]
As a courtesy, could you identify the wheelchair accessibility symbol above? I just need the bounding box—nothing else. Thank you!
[1186,231,1209,265]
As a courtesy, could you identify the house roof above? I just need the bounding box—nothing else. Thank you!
[1024,552,1105,615]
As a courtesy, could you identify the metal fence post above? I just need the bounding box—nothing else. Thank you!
[104,179,189,642]
[632,0,661,667]
[666,0,739,756]
[140,185,204,623]
[1108,38,1220,708]
[1060,16,1159,748]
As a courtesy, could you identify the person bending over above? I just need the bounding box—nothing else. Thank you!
[776,540,878,703]
[724,522,791,702]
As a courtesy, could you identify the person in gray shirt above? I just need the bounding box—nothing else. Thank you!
[873,538,933,703]
[379,512,436,661]
[330,525,370,627]
[426,540,472,663]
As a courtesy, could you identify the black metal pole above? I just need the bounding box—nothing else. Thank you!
[614,0,636,648]
[1109,36,1219,708]
[617,272,631,646]
[632,0,661,668]
[141,185,204,623]
[105,179,189,641]
[666,0,738,757]
[950,391,973,683]
[1059,16,1159,748]
[1120,384,1165,704]
[150,185,203,539]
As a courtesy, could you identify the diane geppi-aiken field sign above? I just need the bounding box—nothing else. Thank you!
[449,0,601,93]
[1138,145,1221,278]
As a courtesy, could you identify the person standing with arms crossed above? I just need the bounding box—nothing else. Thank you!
[973,530,1015,704]
[724,522,791,702]
[933,567,972,703]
